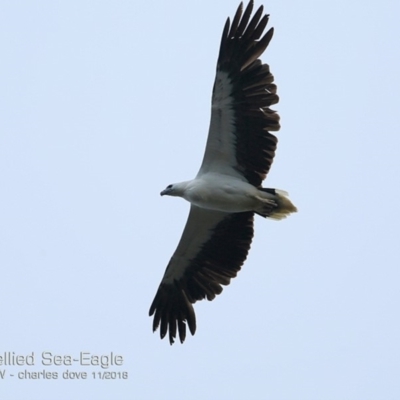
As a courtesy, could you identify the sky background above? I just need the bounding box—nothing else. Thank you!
[1,0,399,399]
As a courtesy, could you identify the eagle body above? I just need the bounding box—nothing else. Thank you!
[162,174,295,216]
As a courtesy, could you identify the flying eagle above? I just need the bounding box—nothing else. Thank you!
[149,0,297,344]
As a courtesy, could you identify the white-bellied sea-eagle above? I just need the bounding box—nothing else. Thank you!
[149,0,297,344]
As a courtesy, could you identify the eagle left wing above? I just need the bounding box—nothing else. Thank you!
[197,0,280,187]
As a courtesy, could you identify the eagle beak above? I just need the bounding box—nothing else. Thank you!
[160,190,167,196]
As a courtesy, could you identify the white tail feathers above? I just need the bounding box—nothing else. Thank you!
[274,189,289,197]
[266,190,297,220]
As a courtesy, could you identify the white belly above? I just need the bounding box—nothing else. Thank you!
[183,173,259,213]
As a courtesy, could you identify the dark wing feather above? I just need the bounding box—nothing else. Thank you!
[199,0,280,187]
[149,206,254,344]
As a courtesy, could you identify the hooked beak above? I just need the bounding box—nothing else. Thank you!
[160,189,167,196]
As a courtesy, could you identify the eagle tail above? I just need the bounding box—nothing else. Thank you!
[256,188,297,220]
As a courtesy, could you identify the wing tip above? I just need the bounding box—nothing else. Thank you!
[149,282,196,345]
[217,0,274,72]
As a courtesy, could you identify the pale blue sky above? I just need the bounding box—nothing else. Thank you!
[1,1,399,399]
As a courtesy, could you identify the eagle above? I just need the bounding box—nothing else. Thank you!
[149,0,297,344]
